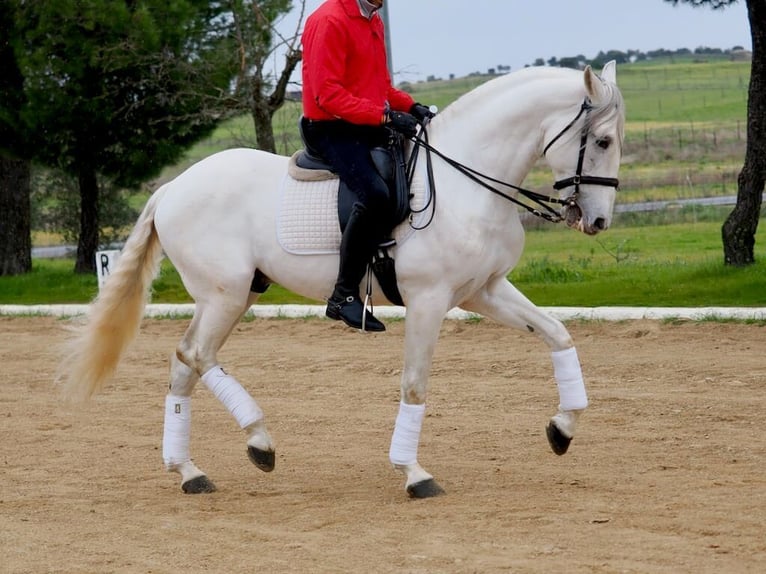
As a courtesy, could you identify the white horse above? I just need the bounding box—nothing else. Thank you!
[59,62,624,498]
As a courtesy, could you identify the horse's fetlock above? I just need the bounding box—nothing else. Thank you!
[168,460,206,485]
[551,409,582,439]
[402,388,426,405]
[245,421,274,452]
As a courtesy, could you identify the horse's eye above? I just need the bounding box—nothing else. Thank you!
[595,136,611,150]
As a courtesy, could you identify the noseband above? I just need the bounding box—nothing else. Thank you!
[543,98,620,197]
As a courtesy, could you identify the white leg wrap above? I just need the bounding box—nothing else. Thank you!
[389,402,426,466]
[201,366,263,429]
[552,347,588,411]
[163,395,191,467]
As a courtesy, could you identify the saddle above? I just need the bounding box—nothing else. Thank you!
[293,120,412,306]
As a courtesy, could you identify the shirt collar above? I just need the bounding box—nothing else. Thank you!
[357,0,379,20]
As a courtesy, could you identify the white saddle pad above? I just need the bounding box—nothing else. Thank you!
[277,152,430,255]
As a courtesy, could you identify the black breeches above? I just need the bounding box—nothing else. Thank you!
[300,119,391,216]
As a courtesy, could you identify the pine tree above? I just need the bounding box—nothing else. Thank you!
[13,0,239,272]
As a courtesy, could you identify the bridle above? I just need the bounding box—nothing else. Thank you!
[405,97,620,227]
[543,98,620,196]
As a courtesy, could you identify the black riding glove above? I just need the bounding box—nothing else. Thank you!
[409,102,435,123]
[387,111,418,138]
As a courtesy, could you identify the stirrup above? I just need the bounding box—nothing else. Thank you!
[362,265,375,332]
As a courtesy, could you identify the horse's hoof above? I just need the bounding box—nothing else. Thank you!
[182,475,217,494]
[247,446,275,472]
[546,421,572,455]
[406,478,445,499]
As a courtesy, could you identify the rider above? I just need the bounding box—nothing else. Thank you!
[300,0,434,332]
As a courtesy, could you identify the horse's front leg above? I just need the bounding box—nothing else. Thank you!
[461,277,588,455]
[390,295,450,498]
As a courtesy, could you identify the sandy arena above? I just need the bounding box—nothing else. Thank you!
[1,316,764,573]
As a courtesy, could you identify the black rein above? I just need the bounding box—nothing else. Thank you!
[404,98,619,227]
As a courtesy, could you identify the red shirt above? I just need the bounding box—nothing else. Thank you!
[301,0,414,125]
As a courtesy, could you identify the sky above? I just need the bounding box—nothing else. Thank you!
[278,0,752,82]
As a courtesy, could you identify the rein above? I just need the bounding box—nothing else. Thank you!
[404,98,619,227]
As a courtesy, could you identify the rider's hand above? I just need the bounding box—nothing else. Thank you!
[409,103,435,123]
[387,111,418,138]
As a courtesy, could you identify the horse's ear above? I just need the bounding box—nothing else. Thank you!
[600,60,617,85]
[583,65,607,103]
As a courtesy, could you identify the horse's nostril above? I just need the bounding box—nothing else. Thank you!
[594,217,607,230]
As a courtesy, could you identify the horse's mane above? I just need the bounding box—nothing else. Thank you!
[441,65,625,146]
[587,77,625,148]
[441,66,579,113]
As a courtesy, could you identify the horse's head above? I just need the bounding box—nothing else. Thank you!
[542,61,625,235]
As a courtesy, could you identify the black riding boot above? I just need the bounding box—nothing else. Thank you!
[325,203,386,332]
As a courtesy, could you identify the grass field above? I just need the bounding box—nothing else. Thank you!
[8,220,766,307]
[10,57,763,309]
[159,58,751,207]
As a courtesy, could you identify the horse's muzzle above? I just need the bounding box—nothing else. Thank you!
[564,203,608,236]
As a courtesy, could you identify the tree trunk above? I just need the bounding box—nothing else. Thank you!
[250,47,302,155]
[74,165,99,274]
[722,0,766,265]
[250,72,277,153]
[0,155,32,275]
[252,98,277,153]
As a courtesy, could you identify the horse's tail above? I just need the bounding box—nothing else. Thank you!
[58,185,169,402]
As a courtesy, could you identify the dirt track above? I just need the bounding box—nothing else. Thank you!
[1,316,765,573]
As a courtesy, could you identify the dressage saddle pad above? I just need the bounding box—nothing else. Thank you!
[277,152,430,255]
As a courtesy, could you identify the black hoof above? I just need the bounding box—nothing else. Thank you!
[182,475,217,494]
[406,478,445,499]
[546,421,572,455]
[247,446,275,472]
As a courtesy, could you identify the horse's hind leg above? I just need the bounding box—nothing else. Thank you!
[460,277,588,455]
[163,354,217,493]
[164,292,274,493]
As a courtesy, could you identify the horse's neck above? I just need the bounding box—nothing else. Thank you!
[430,71,580,186]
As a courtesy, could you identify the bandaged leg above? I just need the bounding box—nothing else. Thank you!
[201,366,263,429]
[389,402,426,466]
[163,395,191,467]
[552,347,588,411]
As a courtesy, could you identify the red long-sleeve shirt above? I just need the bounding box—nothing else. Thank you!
[301,0,414,125]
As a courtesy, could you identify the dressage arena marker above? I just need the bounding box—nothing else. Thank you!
[95,250,121,290]
[1,304,765,321]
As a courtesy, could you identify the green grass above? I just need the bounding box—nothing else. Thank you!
[0,259,319,305]
[6,220,766,307]
[616,60,749,123]
[514,221,766,306]
[222,59,751,149]
[0,260,97,304]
